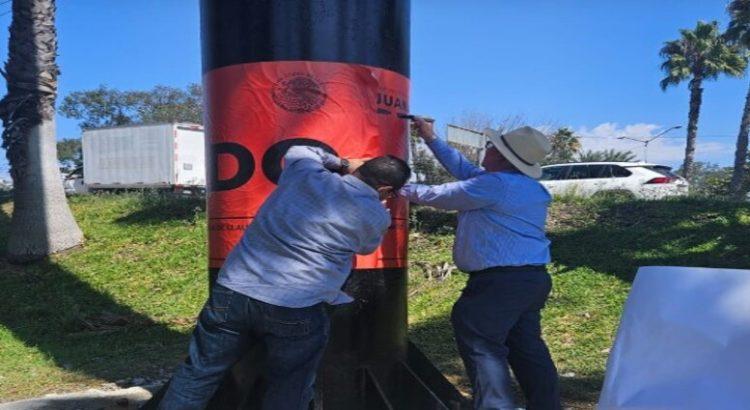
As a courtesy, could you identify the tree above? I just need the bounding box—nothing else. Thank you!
[451,110,526,135]
[683,161,736,197]
[411,143,453,184]
[726,0,750,199]
[543,127,581,165]
[57,138,82,171]
[0,0,83,262]
[659,21,747,180]
[408,125,453,184]
[576,149,637,162]
[137,84,202,124]
[59,83,203,130]
[59,85,144,129]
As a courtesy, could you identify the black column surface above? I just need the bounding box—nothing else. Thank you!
[201,0,410,76]
[143,1,468,408]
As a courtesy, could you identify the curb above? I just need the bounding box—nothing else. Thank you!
[0,384,160,410]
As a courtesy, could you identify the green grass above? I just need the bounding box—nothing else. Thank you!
[1,194,749,407]
[0,193,206,399]
[406,197,750,407]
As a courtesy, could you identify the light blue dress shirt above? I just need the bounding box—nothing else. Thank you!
[217,146,391,308]
[401,138,551,272]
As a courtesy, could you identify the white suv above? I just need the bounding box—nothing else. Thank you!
[539,162,689,199]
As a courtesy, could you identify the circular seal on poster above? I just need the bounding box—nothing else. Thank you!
[272,74,327,113]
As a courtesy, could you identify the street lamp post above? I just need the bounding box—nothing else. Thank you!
[617,125,682,162]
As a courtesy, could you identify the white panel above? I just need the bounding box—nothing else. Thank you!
[174,125,206,187]
[599,266,750,409]
[446,124,485,148]
[82,124,173,187]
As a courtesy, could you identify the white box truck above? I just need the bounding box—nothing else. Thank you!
[82,123,205,192]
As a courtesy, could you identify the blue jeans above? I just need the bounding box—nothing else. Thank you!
[158,284,330,410]
[451,267,561,410]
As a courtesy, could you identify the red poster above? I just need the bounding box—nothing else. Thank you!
[205,61,410,270]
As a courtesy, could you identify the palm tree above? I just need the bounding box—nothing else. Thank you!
[0,0,83,262]
[726,0,750,198]
[576,149,637,163]
[543,127,582,165]
[659,21,747,180]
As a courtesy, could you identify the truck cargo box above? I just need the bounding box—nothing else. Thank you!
[82,123,205,190]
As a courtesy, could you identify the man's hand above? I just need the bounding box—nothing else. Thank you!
[344,158,368,174]
[412,116,436,142]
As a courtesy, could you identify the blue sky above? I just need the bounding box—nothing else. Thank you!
[0,0,746,178]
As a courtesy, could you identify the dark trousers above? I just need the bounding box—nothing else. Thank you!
[158,284,330,410]
[451,267,561,410]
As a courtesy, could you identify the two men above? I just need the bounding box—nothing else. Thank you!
[159,145,411,410]
[402,117,561,409]
[161,117,559,409]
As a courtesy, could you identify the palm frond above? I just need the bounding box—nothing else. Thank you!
[660,20,747,89]
[659,40,691,89]
[727,0,750,48]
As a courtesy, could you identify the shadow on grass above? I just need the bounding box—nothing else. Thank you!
[549,198,750,283]
[0,205,189,398]
[114,193,205,225]
[409,313,602,409]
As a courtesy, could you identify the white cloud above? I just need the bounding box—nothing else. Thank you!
[572,122,734,167]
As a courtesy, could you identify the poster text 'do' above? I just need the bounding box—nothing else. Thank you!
[205,61,410,270]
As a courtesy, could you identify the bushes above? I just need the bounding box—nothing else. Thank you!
[689,167,734,197]
[410,206,456,234]
[409,195,743,237]
[682,162,749,199]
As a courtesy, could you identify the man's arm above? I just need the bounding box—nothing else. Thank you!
[283,145,345,172]
[412,116,483,180]
[400,175,498,211]
[425,137,484,180]
[355,211,391,255]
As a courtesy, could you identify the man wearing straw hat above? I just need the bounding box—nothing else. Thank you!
[402,117,560,410]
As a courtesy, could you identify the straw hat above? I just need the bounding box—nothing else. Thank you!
[483,126,551,179]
